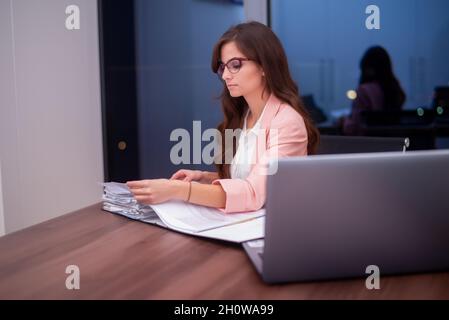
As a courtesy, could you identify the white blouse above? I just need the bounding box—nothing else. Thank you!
[230,105,267,180]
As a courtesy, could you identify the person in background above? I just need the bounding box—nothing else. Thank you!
[342,46,406,135]
[126,21,319,213]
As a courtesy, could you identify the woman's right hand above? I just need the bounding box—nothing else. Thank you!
[170,169,203,182]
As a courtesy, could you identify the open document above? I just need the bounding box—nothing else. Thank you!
[101,182,265,243]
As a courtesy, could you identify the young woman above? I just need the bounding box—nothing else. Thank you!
[127,21,319,213]
[343,46,406,135]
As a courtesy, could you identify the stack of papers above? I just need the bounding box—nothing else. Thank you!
[102,182,157,220]
[101,182,265,243]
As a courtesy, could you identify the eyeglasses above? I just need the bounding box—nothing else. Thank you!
[217,58,251,78]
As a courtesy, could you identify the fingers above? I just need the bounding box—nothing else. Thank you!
[170,170,185,180]
[171,170,192,180]
[134,195,156,205]
[126,181,150,200]
[126,180,147,188]
[134,195,149,202]
[129,188,149,196]
[128,186,152,205]
[125,180,162,205]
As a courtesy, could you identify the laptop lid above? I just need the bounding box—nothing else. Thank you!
[262,150,449,283]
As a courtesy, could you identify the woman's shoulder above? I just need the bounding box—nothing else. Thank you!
[271,101,306,130]
[266,99,308,147]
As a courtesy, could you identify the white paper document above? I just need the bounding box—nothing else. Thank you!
[198,216,265,243]
[150,200,264,233]
[100,182,265,243]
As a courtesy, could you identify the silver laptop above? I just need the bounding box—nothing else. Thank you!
[243,150,449,284]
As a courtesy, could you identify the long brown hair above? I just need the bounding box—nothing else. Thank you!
[211,21,319,179]
[360,46,406,110]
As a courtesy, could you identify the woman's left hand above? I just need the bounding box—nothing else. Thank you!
[126,179,185,205]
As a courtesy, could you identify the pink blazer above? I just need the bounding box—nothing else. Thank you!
[212,94,308,213]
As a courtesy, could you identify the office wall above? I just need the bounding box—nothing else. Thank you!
[135,0,245,179]
[0,1,15,235]
[0,0,103,234]
[0,162,5,236]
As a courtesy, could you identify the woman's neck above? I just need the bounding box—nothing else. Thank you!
[244,90,270,126]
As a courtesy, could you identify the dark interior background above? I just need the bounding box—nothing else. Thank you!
[99,0,449,182]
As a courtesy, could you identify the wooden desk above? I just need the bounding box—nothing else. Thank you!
[1,203,448,299]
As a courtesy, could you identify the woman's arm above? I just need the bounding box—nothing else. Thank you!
[170,169,219,184]
[199,171,220,184]
[190,183,226,208]
[127,179,226,209]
